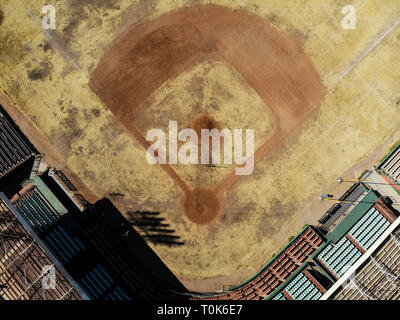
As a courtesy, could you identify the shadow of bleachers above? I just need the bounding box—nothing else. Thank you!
[126,210,185,247]
[0,157,35,198]
[83,199,188,295]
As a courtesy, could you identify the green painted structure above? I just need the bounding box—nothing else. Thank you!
[326,191,378,244]
[33,175,68,215]
[376,142,400,169]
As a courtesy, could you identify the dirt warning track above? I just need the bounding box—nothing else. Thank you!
[91,4,325,224]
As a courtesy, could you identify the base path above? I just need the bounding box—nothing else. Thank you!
[91,4,325,224]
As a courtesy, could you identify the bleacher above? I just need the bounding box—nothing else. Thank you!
[0,108,37,178]
[191,226,325,300]
[377,143,400,184]
[105,286,132,301]
[348,207,391,251]
[15,189,59,233]
[9,177,137,300]
[315,195,394,279]
[268,264,326,300]
[78,264,128,300]
[317,238,362,278]
[11,179,90,266]
[282,273,323,300]
[42,225,86,265]
[0,196,81,300]
[333,229,400,300]
[80,215,184,300]
[271,292,287,300]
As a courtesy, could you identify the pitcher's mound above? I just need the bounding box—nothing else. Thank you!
[191,113,221,137]
[183,186,222,224]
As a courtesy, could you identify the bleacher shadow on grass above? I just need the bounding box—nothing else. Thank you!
[87,199,187,293]
[127,210,185,247]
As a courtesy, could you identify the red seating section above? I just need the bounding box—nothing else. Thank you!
[191,227,324,300]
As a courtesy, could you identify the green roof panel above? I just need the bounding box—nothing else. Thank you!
[326,191,378,244]
[33,175,68,215]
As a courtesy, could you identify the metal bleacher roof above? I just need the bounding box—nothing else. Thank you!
[33,175,68,215]
[0,192,89,299]
[326,191,379,244]
[319,183,367,229]
[0,106,37,177]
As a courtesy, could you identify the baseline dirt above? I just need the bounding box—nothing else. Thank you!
[0,92,98,203]
[91,4,325,223]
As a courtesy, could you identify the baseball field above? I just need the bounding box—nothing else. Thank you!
[1,0,400,292]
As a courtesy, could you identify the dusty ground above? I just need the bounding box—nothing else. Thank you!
[134,60,278,187]
[0,0,400,293]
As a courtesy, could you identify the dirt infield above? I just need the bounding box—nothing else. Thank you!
[91,4,325,224]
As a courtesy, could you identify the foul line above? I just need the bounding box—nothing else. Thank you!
[17,0,81,71]
[335,18,400,85]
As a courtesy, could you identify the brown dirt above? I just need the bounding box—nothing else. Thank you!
[190,113,221,139]
[190,112,221,163]
[27,61,53,81]
[90,4,325,225]
[183,186,222,224]
[0,9,4,26]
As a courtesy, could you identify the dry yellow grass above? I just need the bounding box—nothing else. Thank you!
[0,0,399,292]
[136,60,276,187]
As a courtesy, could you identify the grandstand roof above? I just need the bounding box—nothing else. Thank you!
[0,192,87,299]
[33,175,68,215]
[0,106,37,178]
[327,191,379,243]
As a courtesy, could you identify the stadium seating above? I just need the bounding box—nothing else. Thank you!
[348,207,391,250]
[0,198,81,300]
[80,219,186,300]
[270,268,324,301]
[43,226,86,264]
[317,206,392,278]
[78,264,118,299]
[378,144,400,183]
[334,230,400,300]
[191,226,325,300]
[14,190,59,233]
